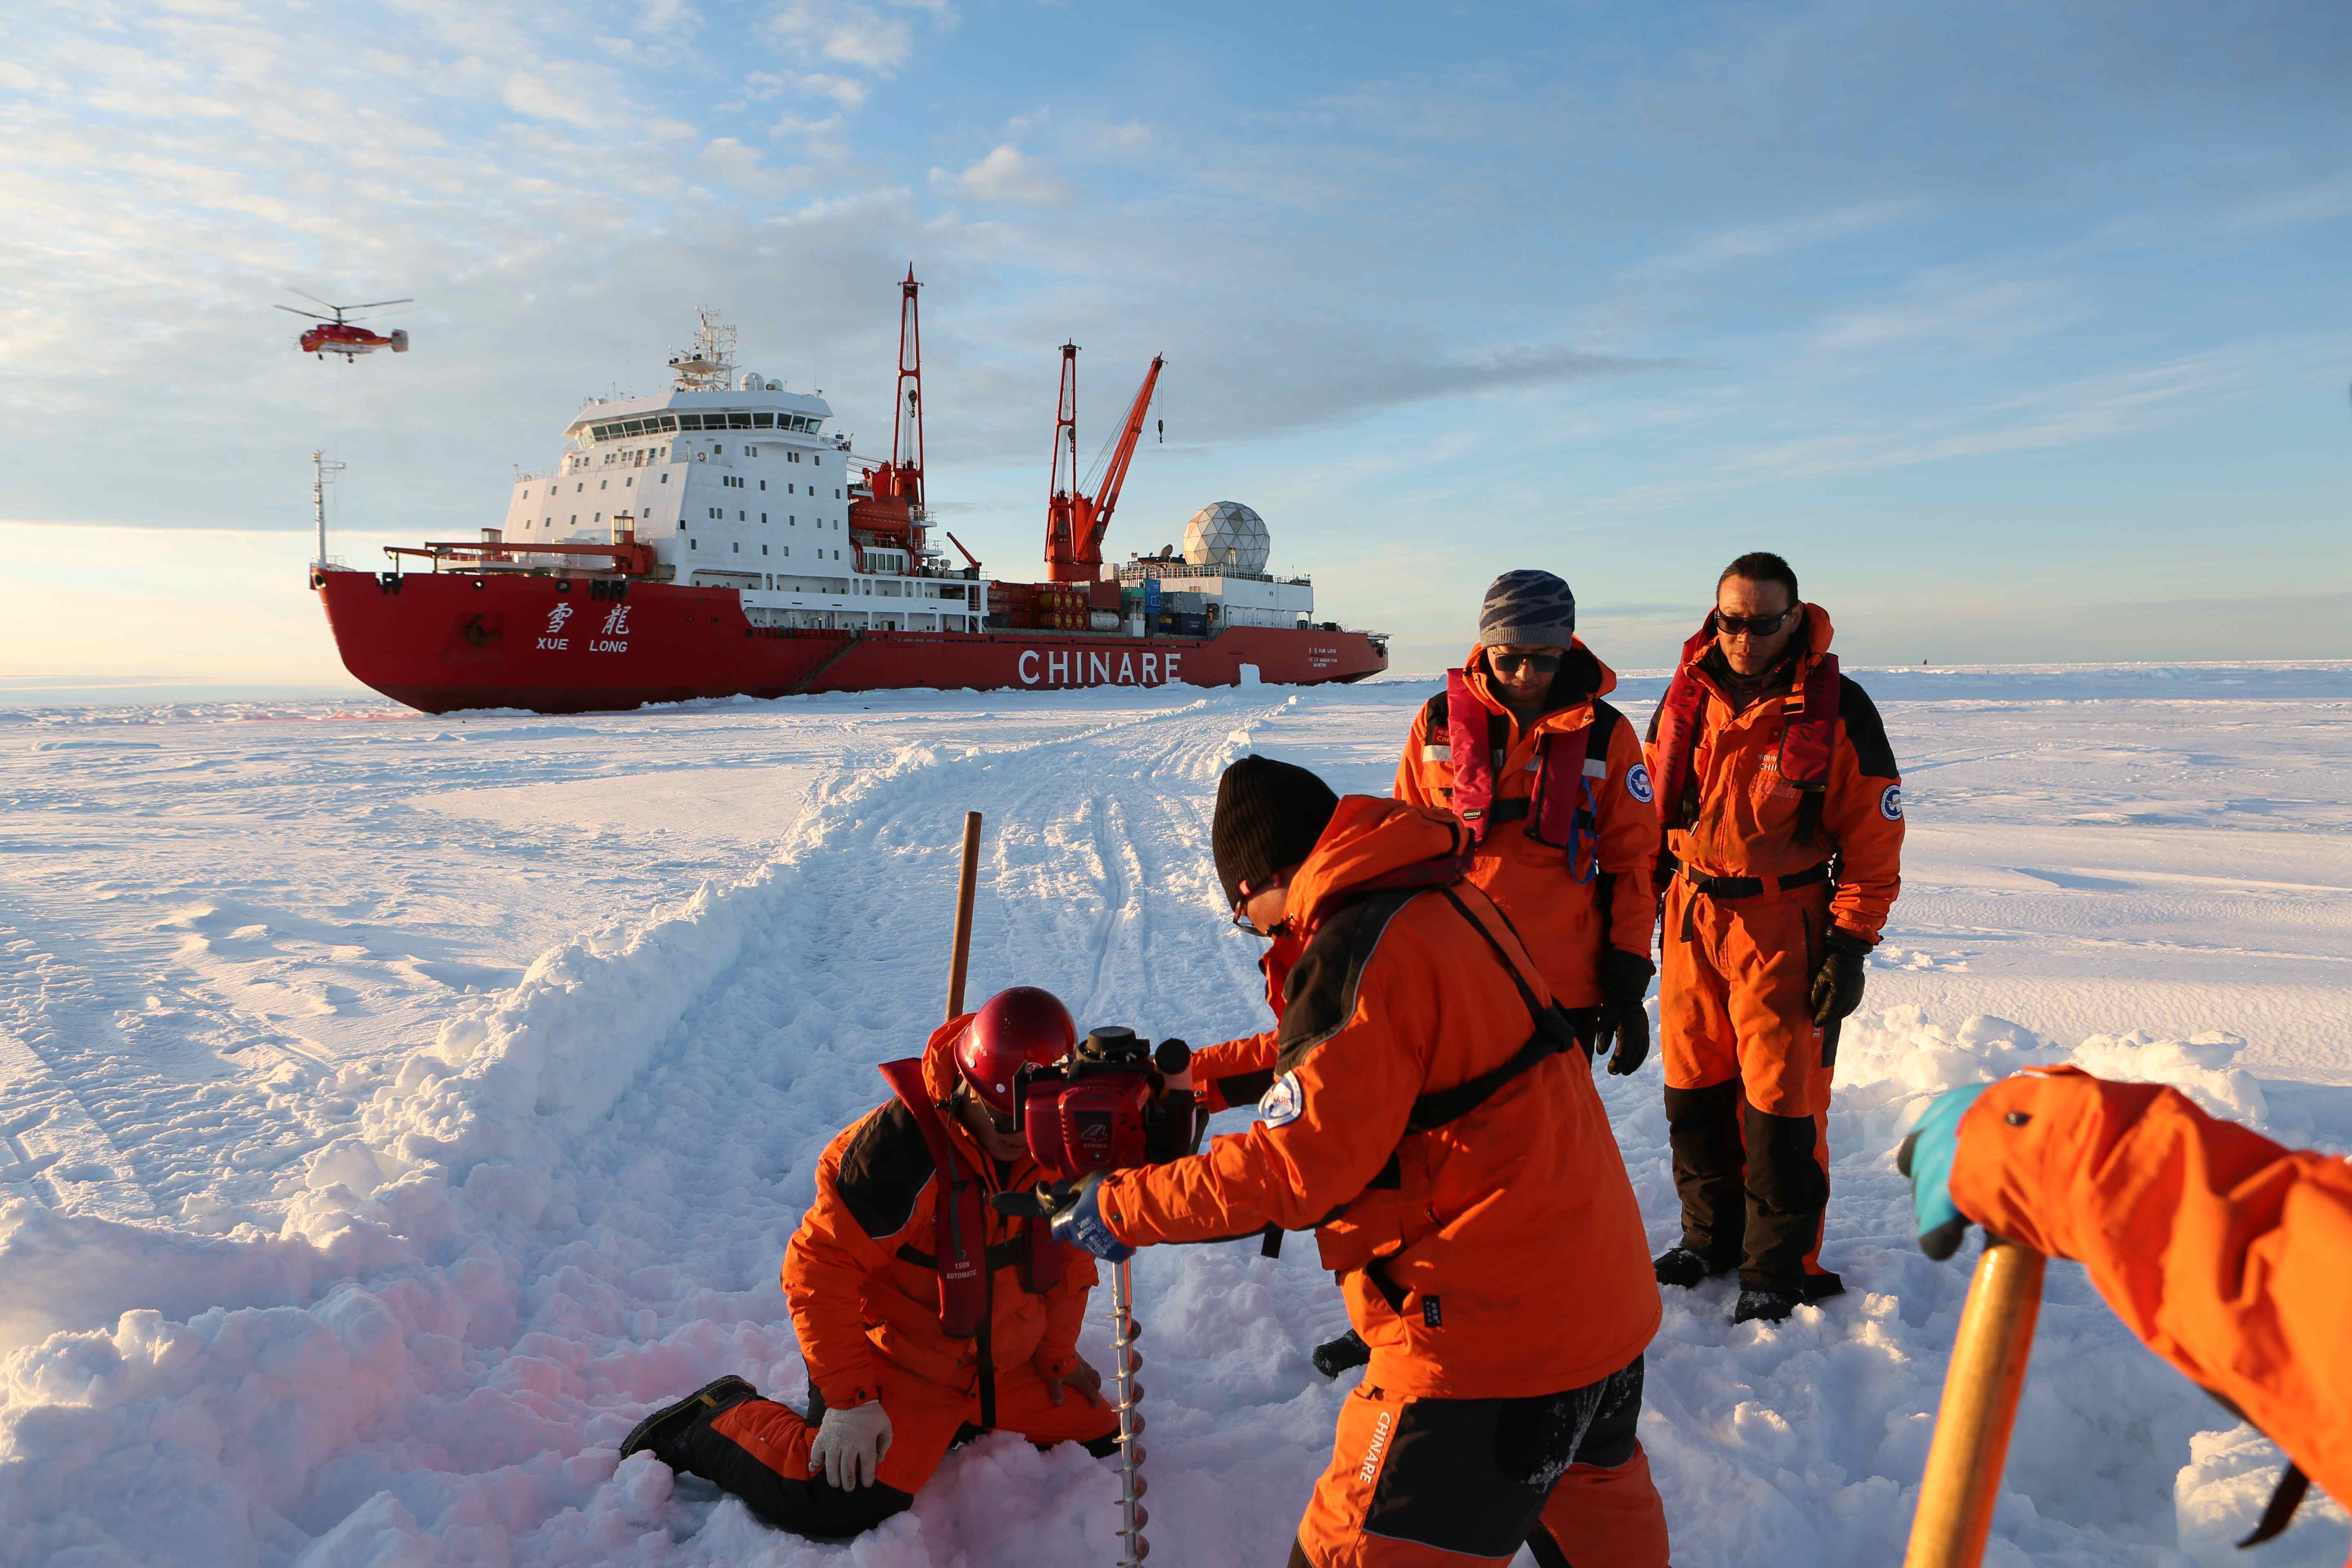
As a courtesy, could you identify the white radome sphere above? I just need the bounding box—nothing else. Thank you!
[1182,501,1269,573]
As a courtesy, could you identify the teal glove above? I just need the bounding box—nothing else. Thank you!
[1895,1084,1988,1261]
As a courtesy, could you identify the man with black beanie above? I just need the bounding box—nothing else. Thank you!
[1024,755,1671,1568]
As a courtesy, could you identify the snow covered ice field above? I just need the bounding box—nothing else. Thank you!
[0,664,2348,1568]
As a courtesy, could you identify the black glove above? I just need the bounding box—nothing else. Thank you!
[1592,948,1655,1076]
[1809,929,1871,1028]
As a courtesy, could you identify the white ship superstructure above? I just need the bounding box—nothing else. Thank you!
[496,312,989,633]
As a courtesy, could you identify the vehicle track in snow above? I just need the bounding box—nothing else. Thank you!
[5,677,2350,1568]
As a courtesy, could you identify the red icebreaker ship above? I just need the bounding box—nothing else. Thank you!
[314,283,1386,714]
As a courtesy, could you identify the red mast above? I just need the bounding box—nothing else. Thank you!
[855,267,926,550]
[1045,346,1163,584]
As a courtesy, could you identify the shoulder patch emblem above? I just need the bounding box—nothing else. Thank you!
[1258,1070,1305,1129]
[1626,763,1654,804]
[1880,784,1904,821]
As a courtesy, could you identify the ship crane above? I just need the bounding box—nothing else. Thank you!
[848,267,930,559]
[1045,345,1163,584]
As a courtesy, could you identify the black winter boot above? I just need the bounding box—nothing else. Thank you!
[1732,1288,1802,1325]
[1653,1245,1735,1289]
[619,1375,757,1462]
[1311,1328,1371,1379]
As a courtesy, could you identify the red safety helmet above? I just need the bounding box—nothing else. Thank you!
[954,986,1077,1114]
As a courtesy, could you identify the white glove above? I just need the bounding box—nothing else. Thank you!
[808,1400,893,1490]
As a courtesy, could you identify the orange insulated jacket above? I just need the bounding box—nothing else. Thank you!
[781,1016,1096,1411]
[1095,796,1660,1401]
[1394,640,1660,1005]
[1646,606,1903,943]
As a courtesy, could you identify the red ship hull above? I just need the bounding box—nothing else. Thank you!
[316,570,1387,714]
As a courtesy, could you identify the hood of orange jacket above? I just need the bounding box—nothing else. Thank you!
[780,1014,1097,1410]
[1284,795,1469,934]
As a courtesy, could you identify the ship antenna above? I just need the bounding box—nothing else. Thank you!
[312,450,347,569]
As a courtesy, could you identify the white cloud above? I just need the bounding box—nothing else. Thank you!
[793,72,870,109]
[1643,199,1924,276]
[500,72,606,130]
[1100,120,1152,154]
[2230,171,2352,231]
[635,0,702,36]
[1813,278,2062,353]
[931,144,1077,205]
[765,0,914,73]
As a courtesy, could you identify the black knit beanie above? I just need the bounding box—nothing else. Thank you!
[1479,569,1577,648]
[1212,755,1340,910]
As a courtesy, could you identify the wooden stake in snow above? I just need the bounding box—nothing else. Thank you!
[947,811,982,1020]
[1904,1238,2048,1568]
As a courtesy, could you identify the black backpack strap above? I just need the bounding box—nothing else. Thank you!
[1575,699,1622,834]
[1586,699,1622,765]
[1404,889,1582,1133]
[2237,1464,2310,1548]
[1586,699,1623,958]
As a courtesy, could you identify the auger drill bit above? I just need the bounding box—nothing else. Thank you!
[1111,1258,1150,1564]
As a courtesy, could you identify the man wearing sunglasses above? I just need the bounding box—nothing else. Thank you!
[1391,568,1661,1075]
[615,987,1118,1537]
[1645,551,1904,1325]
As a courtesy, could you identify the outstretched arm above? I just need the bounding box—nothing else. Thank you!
[1945,1069,2352,1507]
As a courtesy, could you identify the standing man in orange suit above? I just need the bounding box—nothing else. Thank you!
[1647,552,1903,1323]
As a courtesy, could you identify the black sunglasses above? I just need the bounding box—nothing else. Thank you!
[1230,870,1294,938]
[1714,608,1795,637]
[1489,651,1563,675]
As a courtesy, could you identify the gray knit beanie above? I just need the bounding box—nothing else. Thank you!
[1479,569,1577,648]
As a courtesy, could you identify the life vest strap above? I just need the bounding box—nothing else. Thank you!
[877,1059,994,1341]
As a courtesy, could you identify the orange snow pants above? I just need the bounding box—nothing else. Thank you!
[672,1364,1118,1536]
[1287,1358,1669,1568]
[1660,875,1841,1294]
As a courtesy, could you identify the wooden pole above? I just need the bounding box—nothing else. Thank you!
[1903,1238,2049,1568]
[946,811,982,1020]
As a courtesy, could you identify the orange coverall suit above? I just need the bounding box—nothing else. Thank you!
[1952,1069,2352,1549]
[1647,605,1903,1295]
[1096,797,1670,1568]
[1392,641,1660,1009]
[657,1017,1115,1533]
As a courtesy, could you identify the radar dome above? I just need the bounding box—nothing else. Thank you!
[739,370,764,391]
[1182,501,1269,574]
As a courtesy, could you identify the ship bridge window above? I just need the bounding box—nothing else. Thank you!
[754,413,774,428]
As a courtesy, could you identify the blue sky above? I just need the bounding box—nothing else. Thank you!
[3,0,2348,686]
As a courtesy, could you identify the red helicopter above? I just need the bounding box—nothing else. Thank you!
[277,292,413,361]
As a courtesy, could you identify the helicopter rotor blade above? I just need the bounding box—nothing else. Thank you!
[274,305,333,321]
[345,298,414,311]
[288,289,341,311]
